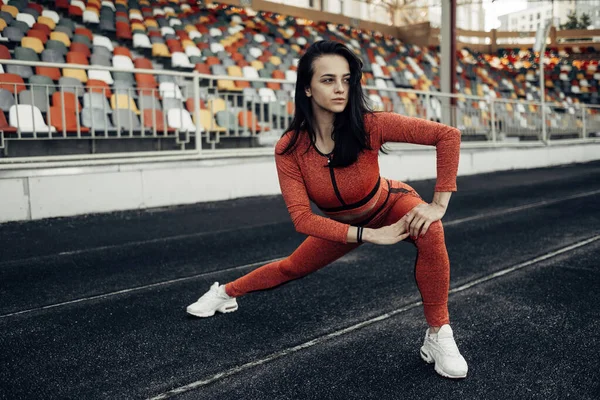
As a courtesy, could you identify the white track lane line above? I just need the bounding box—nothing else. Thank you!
[1,188,599,320]
[146,235,600,400]
[0,221,283,268]
[3,189,600,268]
[0,258,283,319]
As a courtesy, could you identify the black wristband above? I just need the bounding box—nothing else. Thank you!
[357,226,363,243]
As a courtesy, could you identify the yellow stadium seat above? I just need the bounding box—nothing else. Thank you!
[111,94,140,114]
[37,16,55,30]
[21,37,44,53]
[250,61,264,71]
[227,66,243,77]
[1,5,18,18]
[62,68,88,83]
[207,98,226,113]
[131,22,146,32]
[145,19,158,29]
[196,109,226,132]
[181,39,195,49]
[217,79,242,91]
[0,19,6,32]
[152,43,170,58]
[50,31,71,47]
[269,56,282,66]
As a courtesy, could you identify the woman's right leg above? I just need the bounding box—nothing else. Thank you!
[225,236,361,297]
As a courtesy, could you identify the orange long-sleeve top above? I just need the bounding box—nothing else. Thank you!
[274,112,461,244]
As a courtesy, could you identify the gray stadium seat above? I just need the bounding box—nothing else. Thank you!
[19,89,50,112]
[90,53,111,67]
[81,108,116,130]
[28,75,56,95]
[6,64,33,79]
[41,49,65,63]
[82,92,111,112]
[162,97,184,111]
[215,110,237,130]
[14,46,39,62]
[0,89,15,111]
[112,109,141,131]
[138,95,161,110]
[58,77,85,97]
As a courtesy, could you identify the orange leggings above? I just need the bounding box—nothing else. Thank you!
[225,180,450,327]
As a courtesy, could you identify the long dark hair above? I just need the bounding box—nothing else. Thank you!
[277,40,373,168]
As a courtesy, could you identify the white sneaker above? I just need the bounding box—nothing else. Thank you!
[420,324,468,378]
[186,282,238,317]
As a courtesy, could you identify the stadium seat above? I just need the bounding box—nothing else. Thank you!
[110,94,140,114]
[167,108,196,131]
[19,89,50,112]
[0,109,16,133]
[197,109,224,132]
[171,52,193,68]
[83,92,111,112]
[0,73,26,94]
[238,110,268,132]
[0,89,15,111]
[49,106,88,133]
[112,109,141,131]
[159,82,182,99]
[29,75,56,95]
[9,104,55,132]
[88,69,113,85]
[81,107,115,131]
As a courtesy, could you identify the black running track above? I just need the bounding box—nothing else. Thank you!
[1,161,599,400]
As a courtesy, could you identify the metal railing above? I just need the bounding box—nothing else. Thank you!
[0,58,598,167]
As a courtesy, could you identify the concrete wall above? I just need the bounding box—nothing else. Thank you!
[1,142,599,224]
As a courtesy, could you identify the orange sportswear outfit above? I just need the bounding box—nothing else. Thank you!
[225,112,461,327]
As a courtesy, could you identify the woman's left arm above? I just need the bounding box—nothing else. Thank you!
[372,112,461,238]
[373,112,461,193]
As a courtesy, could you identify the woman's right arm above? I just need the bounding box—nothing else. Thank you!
[275,150,353,243]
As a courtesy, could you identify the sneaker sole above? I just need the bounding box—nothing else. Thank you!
[420,346,467,379]
[187,303,238,318]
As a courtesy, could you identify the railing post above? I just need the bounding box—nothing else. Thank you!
[194,71,202,155]
[490,97,496,144]
[582,105,587,139]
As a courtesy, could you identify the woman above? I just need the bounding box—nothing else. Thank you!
[187,40,468,379]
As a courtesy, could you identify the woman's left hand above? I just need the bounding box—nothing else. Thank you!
[403,202,447,239]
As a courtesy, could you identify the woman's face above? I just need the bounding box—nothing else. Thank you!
[305,54,350,114]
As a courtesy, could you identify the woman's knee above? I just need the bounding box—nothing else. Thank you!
[416,220,445,245]
[277,257,305,279]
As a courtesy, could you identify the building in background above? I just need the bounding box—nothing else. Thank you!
[428,0,485,31]
[498,1,576,31]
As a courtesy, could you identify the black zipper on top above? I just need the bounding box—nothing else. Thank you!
[327,153,347,207]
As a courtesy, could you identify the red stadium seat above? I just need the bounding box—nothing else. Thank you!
[0,74,26,94]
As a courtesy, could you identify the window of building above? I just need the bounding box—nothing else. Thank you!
[537,12,540,19]
[530,14,533,21]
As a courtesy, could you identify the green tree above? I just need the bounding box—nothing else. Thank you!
[579,13,591,29]
[560,11,579,30]
[560,11,592,30]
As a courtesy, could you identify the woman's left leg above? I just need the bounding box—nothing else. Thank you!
[377,185,450,327]
[369,181,467,378]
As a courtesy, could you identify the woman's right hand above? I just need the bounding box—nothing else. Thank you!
[363,215,410,245]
